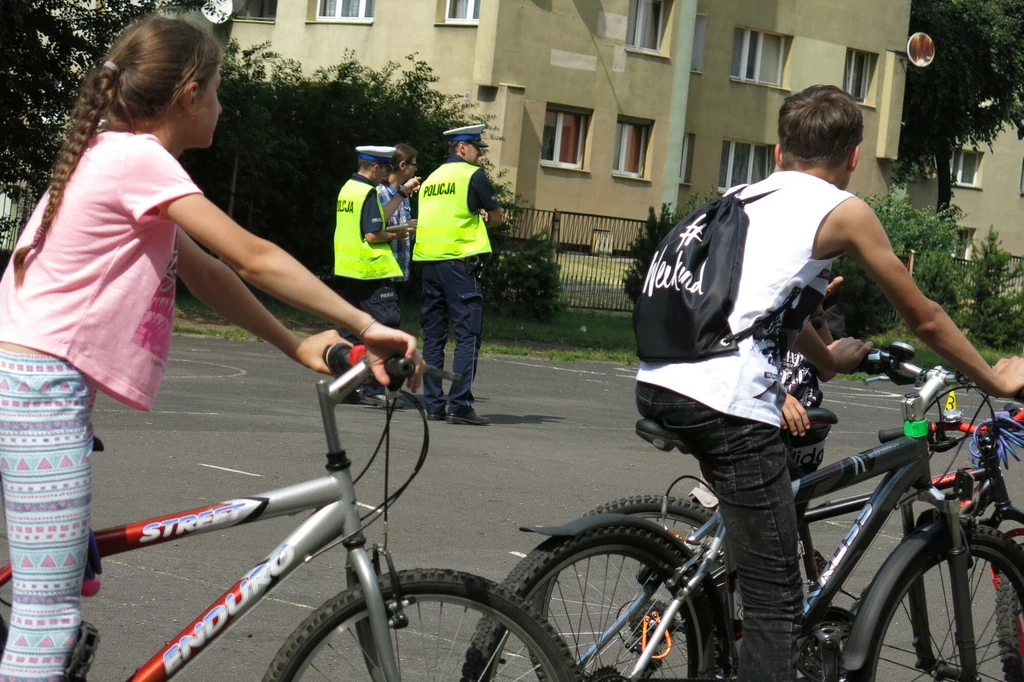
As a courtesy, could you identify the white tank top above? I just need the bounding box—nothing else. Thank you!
[636,171,853,426]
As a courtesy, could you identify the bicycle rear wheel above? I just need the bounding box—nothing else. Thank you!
[501,525,721,679]
[263,568,581,682]
[849,524,1024,682]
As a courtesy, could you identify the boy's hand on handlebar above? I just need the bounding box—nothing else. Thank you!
[992,356,1024,398]
[829,337,873,374]
[362,323,424,391]
[295,330,350,374]
[781,394,810,436]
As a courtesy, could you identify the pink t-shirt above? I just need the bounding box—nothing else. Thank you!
[0,132,202,411]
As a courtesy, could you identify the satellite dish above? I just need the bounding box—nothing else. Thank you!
[907,32,935,67]
[201,0,232,24]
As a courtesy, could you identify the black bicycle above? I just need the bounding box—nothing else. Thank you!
[496,344,1024,681]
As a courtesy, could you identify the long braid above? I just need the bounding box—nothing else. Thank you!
[12,66,119,286]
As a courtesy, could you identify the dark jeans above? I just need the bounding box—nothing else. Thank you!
[335,278,401,397]
[636,382,803,682]
[420,260,482,413]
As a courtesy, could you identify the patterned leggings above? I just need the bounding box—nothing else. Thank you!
[0,350,94,682]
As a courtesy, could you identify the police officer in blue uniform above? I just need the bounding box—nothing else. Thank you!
[414,125,503,425]
[334,145,413,408]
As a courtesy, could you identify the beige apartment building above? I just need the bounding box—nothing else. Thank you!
[227,0,911,219]
[907,127,1024,257]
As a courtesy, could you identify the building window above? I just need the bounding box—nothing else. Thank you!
[541,110,588,169]
[719,140,772,191]
[691,14,708,71]
[614,120,651,177]
[951,150,981,187]
[844,50,873,102]
[626,0,664,52]
[680,133,695,184]
[446,0,480,22]
[731,27,786,86]
[237,0,277,19]
[318,0,374,20]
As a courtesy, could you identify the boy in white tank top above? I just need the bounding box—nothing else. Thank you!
[636,84,1024,682]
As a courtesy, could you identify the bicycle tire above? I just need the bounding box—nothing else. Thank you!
[263,568,582,682]
[847,524,1024,682]
[499,524,721,679]
[996,564,1024,682]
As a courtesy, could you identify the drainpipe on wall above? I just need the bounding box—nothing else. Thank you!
[660,0,698,211]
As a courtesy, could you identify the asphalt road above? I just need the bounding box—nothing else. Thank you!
[1,336,1018,680]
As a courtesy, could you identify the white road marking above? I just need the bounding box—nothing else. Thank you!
[504,361,607,376]
[165,358,248,380]
[509,551,527,558]
[357,502,378,511]
[103,410,224,416]
[197,463,263,477]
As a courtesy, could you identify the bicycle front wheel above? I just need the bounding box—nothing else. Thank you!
[850,524,1024,682]
[263,568,581,682]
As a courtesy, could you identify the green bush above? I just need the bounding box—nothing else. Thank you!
[834,194,964,337]
[481,232,564,321]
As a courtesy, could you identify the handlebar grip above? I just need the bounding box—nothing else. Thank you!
[384,356,415,380]
[324,344,414,383]
[878,427,905,443]
[324,343,354,376]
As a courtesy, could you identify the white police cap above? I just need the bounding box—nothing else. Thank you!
[356,145,397,163]
[443,124,488,147]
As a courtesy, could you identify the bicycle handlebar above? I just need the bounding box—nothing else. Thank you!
[323,344,415,382]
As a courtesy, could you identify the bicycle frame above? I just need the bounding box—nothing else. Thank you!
[625,431,983,679]
[0,361,402,682]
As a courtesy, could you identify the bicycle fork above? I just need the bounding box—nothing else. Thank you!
[901,494,978,682]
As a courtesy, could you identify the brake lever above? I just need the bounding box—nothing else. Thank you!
[425,366,462,382]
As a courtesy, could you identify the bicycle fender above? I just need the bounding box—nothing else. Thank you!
[840,521,947,671]
[521,513,692,553]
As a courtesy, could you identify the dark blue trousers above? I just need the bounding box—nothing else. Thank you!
[420,260,482,414]
[335,278,400,397]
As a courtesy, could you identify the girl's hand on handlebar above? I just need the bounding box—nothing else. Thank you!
[362,323,424,391]
[781,394,810,436]
[295,329,350,374]
[992,356,1024,398]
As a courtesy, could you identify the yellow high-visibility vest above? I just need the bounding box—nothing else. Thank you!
[414,162,492,261]
[333,179,402,279]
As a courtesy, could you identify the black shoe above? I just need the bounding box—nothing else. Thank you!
[426,410,447,422]
[446,407,490,426]
[359,394,407,410]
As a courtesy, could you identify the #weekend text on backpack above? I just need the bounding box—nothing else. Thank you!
[633,189,790,363]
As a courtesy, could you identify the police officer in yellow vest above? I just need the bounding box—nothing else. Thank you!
[335,145,414,408]
[414,125,503,425]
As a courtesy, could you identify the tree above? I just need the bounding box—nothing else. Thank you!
[0,0,203,195]
[963,229,1024,349]
[179,42,476,277]
[896,0,1024,209]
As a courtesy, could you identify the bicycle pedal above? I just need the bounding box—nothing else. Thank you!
[64,621,99,682]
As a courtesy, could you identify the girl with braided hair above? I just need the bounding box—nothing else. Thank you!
[0,16,421,680]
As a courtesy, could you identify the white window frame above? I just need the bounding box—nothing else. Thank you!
[613,121,651,178]
[731,27,785,86]
[317,0,373,21]
[691,14,708,72]
[718,140,772,191]
[626,0,665,52]
[541,110,587,169]
[445,0,480,23]
[951,150,981,188]
[844,49,873,102]
[679,133,694,184]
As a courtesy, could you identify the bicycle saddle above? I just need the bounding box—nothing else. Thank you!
[635,419,689,453]
[805,407,838,425]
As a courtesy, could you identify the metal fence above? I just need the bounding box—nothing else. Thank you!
[0,186,32,252]
[505,208,645,312]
